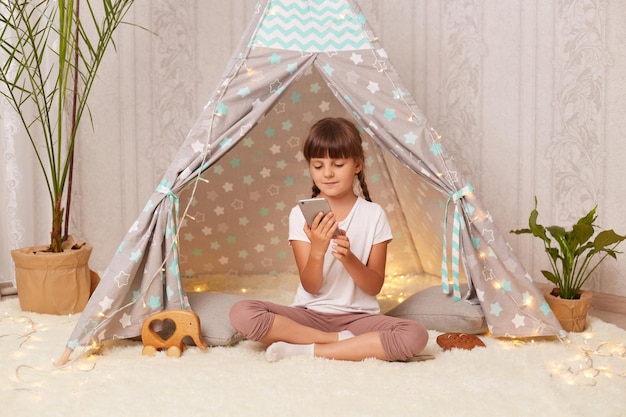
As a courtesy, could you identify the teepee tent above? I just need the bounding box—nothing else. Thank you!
[63,0,563,355]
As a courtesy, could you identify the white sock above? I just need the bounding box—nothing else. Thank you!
[338,330,355,341]
[265,342,314,362]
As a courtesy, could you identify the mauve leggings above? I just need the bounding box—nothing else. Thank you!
[229,300,429,361]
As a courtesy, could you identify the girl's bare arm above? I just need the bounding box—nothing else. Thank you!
[332,238,388,296]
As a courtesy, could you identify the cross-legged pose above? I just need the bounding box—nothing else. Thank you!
[229,117,428,362]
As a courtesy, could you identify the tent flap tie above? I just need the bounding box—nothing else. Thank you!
[441,183,474,301]
[156,182,188,309]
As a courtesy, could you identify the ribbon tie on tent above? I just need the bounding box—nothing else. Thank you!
[156,182,180,239]
[441,183,474,301]
[156,182,187,307]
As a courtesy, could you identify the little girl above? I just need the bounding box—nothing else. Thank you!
[229,117,428,361]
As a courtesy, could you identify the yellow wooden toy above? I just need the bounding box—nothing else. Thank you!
[141,309,208,358]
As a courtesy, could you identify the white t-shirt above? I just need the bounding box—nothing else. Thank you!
[288,197,393,314]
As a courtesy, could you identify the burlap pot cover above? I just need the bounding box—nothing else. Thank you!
[11,242,93,315]
[544,289,592,332]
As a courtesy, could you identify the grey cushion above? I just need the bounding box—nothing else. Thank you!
[386,285,487,334]
[186,292,248,346]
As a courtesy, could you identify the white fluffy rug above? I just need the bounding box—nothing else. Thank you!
[2,296,626,417]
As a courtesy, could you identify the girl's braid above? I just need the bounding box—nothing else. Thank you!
[357,171,372,202]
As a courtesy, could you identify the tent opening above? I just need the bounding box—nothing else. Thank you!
[178,66,464,312]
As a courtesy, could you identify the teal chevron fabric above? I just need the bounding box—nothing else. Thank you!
[252,0,372,52]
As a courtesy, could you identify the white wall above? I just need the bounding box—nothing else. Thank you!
[5,0,625,297]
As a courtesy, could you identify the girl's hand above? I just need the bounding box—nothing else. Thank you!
[331,233,351,262]
[304,212,338,255]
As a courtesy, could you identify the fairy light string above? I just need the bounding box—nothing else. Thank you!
[550,336,626,386]
[1,311,99,394]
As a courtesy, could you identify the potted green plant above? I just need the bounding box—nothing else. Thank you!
[0,0,136,314]
[511,197,625,332]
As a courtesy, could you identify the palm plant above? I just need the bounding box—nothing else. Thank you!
[0,0,135,252]
[511,197,625,299]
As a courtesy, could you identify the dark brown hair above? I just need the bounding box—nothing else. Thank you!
[303,117,371,201]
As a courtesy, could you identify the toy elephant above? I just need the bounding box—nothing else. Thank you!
[141,309,208,357]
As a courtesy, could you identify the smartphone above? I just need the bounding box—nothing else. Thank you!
[298,198,340,236]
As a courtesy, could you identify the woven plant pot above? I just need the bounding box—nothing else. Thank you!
[544,288,592,332]
[11,240,95,315]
